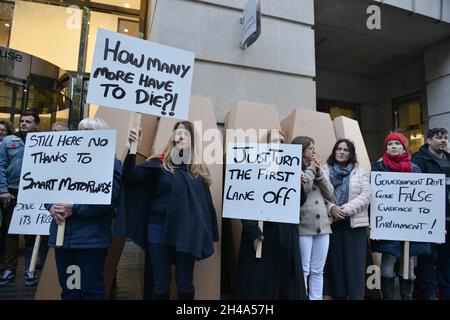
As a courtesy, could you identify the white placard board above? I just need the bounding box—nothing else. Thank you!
[8,203,51,235]
[17,130,116,205]
[370,172,446,243]
[86,29,195,120]
[223,143,302,223]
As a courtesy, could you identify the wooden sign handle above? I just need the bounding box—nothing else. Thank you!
[129,113,142,155]
[29,235,41,272]
[255,221,263,258]
[56,222,65,246]
[403,241,410,279]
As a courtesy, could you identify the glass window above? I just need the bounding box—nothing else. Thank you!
[0,2,13,47]
[393,96,424,153]
[0,79,24,126]
[27,83,71,131]
[92,0,141,10]
[8,1,82,71]
[317,99,360,121]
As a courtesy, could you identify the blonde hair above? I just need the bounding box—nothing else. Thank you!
[78,117,109,130]
[51,122,68,131]
[153,121,212,186]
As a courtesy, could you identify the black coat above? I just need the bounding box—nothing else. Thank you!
[120,154,219,260]
[233,188,307,300]
[412,144,450,218]
[370,160,431,257]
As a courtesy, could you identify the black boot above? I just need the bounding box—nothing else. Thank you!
[380,277,395,300]
[178,289,195,300]
[399,279,413,300]
[152,291,170,300]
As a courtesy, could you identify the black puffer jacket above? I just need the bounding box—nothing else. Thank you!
[412,144,450,218]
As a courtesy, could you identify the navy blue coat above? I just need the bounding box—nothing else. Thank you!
[120,154,219,260]
[47,158,122,249]
[370,160,431,257]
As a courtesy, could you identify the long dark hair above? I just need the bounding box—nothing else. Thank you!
[327,139,358,166]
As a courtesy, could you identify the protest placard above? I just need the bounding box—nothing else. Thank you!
[86,28,195,120]
[17,130,116,205]
[8,203,51,235]
[370,172,446,243]
[222,143,302,223]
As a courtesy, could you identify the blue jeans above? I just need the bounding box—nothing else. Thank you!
[55,248,107,300]
[416,224,450,299]
[147,242,195,295]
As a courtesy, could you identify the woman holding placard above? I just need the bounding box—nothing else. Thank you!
[291,136,334,300]
[123,120,218,300]
[47,117,122,300]
[322,139,371,300]
[234,129,307,300]
[371,133,430,300]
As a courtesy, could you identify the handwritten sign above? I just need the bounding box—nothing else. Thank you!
[222,143,302,223]
[8,203,51,235]
[17,130,116,205]
[370,172,446,243]
[86,29,195,120]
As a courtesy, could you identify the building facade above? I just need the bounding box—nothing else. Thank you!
[0,0,449,156]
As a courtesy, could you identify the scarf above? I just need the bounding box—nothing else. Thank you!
[329,163,353,206]
[383,152,413,172]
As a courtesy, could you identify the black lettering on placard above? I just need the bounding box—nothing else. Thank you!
[426,178,444,186]
[19,215,31,226]
[419,207,430,214]
[103,38,191,78]
[28,134,54,148]
[377,203,413,212]
[147,58,191,78]
[263,187,296,206]
[375,190,394,199]
[76,152,92,164]
[22,172,58,191]
[229,169,251,180]
[100,84,126,99]
[257,168,295,182]
[92,67,134,84]
[17,203,35,211]
[375,216,427,230]
[135,90,179,117]
[373,173,425,186]
[88,137,108,147]
[58,178,111,194]
[30,151,68,164]
[57,135,83,147]
[225,185,254,201]
[36,212,52,224]
[104,38,144,68]
[232,147,301,166]
[138,74,173,92]
[398,187,432,202]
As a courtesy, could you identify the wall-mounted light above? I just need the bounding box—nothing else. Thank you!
[4,23,11,27]
[124,28,129,33]
[124,3,130,8]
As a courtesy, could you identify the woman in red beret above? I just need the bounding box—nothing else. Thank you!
[371,133,431,300]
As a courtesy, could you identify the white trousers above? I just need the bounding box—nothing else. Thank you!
[299,234,330,300]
